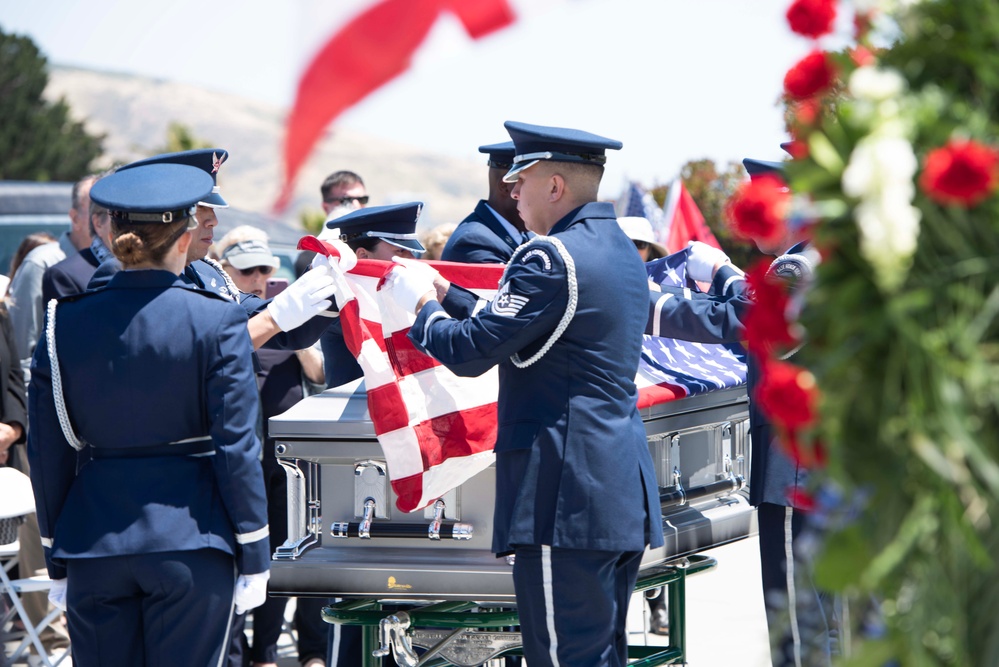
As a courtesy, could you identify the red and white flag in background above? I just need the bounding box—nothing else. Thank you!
[300,237,746,513]
[277,0,563,212]
[662,179,723,253]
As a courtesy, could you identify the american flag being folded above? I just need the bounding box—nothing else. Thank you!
[636,249,748,408]
[300,238,746,512]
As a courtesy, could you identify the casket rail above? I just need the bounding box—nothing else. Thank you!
[268,380,756,602]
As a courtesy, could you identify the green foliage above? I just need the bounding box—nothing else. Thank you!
[160,122,213,153]
[0,26,103,181]
[783,1,999,663]
[299,209,325,235]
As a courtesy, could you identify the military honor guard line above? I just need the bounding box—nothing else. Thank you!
[3,118,819,667]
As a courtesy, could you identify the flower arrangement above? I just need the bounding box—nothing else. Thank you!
[728,0,999,663]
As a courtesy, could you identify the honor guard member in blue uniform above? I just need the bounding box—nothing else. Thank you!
[740,157,835,667]
[644,240,750,343]
[27,163,271,667]
[88,149,338,352]
[387,121,663,667]
[440,141,529,263]
[319,202,425,388]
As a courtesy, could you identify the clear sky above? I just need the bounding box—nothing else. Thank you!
[1,0,818,197]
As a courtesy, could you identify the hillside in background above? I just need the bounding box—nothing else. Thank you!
[44,66,484,236]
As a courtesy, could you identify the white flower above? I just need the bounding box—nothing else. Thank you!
[855,197,921,291]
[842,136,921,291]
[842,136,917,199]
[849,66,907,102]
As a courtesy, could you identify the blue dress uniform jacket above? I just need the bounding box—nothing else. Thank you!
[645,264,750,343]
[410,202,664,555]
[41,247,100,303]
[440,200,522,264]
[27,269,270,580]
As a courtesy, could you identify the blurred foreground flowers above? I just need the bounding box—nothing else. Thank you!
[735,0,999,664]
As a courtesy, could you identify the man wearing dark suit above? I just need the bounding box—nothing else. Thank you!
[440,142,529,264]
[41,198,112,303]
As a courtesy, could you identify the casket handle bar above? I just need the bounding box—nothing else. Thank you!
[659,464,745,509]
[273,457,320,560]
[330,498,473,541]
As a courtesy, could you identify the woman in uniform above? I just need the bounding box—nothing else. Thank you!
[27,162,271,667]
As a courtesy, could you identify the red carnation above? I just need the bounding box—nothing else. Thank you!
[726,174,789,246]
[786,0,837,38]
[783,138,809,160]
[784,50,838,100]
[792,97,822,128]
[744,261,799,357]
[849,45,876,67]
[786,487,816,510]
[919,140,999,207]
[755,358,818,433]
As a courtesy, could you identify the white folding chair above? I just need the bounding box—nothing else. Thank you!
[0,467,71,666]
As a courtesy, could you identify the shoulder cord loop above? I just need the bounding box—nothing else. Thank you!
[203,257,241,301]
[504,236,578,368]
[45,299,85,452]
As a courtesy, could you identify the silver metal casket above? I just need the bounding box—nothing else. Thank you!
[268,380,755,603]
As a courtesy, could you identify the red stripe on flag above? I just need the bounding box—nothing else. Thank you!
[391,474,425,514]
[338,300,366,358]
[637,383,685,409]
[430,260,505,288]
[413,404,499,466]
[367,382,412,434]
[387,328,439,375]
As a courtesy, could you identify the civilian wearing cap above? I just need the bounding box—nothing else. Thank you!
[88,150,339,355]
[319,202,425,389]
[28,162,270,667]
[617,216,667,262]
[388,121,663,667]
[219,238,282,298]
[440,141,529,263]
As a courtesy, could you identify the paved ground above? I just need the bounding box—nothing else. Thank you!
[5,536,771,666]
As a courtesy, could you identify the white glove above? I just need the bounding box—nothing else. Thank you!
[312,241,357,273]
[267,265,337,331]
[233,571,270,615]
[686,241,730,282]
[388,257,439,313]
[48,578,68,612]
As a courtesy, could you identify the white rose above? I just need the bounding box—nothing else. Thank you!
[849,66,907,103]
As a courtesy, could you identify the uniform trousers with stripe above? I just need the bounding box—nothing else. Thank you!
[512,545,643,667]
[65,549,235,667]
[758,502,838,667]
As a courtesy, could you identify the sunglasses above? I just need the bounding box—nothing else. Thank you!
[326,195,370,206]
[633,240,650,251]
[237,265,275,277]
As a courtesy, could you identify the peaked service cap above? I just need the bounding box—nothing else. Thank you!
[502,121,622,183]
